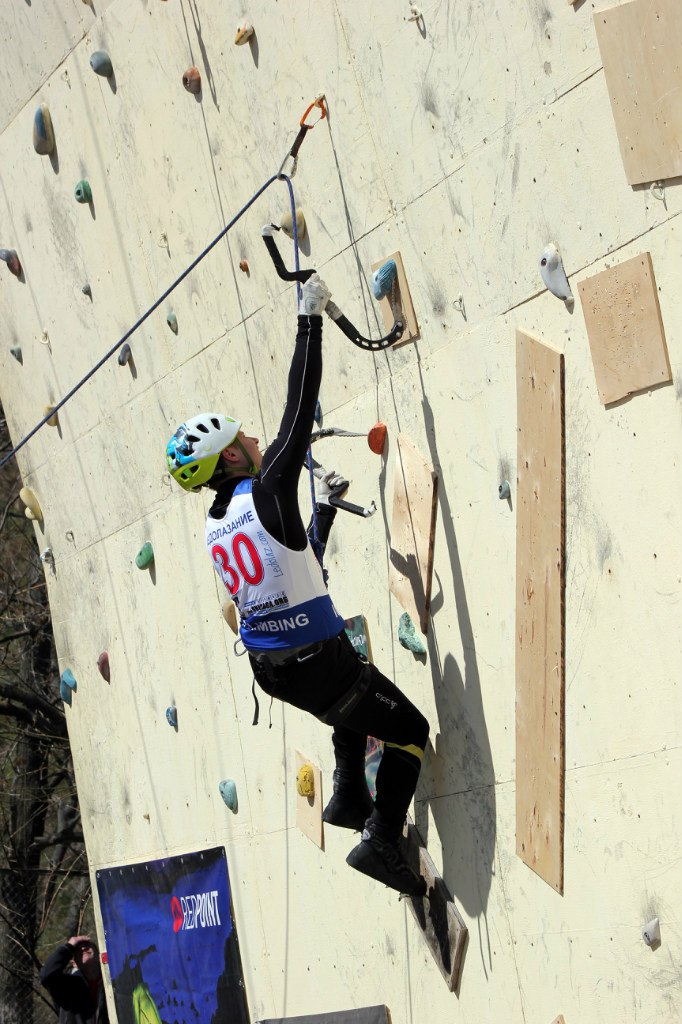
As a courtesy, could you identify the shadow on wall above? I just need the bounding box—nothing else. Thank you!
[413,355,497,976]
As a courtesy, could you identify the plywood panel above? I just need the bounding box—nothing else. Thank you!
[578,252,671,405]
[594,0,682,184]
[295,751,324,850]
[388,434,438,634]
[404,819,468,992]
[370,251,419,347]
[515,330,565,894]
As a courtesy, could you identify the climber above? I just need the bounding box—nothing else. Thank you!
[166,269,429,898]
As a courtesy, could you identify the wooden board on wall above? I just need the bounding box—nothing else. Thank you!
[295,751,323,850]
[578,252,671,405]
[389,434,438,635]
[258,1007,390,1024]
[515,330,565,894]
[594,0,682,184]
[370,251,419,347]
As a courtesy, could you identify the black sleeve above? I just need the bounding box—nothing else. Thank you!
[39,946,86,1012]
[307,503,337,561]
[252,314,322,550]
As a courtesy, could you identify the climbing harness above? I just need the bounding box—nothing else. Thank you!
[261,227,405,351]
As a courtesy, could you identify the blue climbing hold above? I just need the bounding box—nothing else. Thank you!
[219,780,238,813]
[33,104,55,156]
[60,668,77,705]
[372,259,397,301]
[166,706,178,728]
[90,51,114,78]
[314,400,322,424]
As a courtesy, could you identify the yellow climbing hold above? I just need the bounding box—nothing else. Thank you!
[19,487,42,521]
[296,763,315,798]
[44,405,59,428]
[222,601,239,635]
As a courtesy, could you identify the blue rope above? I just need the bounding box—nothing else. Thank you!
[0,173,286,471]
[282,177,321,561]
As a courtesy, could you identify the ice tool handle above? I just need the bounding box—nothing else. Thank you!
[261,229,405,352]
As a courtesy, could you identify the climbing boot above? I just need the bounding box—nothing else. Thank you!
[322,769,374,832]
[346,821,426,898]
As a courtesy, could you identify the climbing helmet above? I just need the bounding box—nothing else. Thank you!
[166,412,241,491]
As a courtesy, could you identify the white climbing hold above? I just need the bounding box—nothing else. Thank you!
[539,243,572,302]
[280,208,306,241]
[234,21,254,44]
[20,487,42,521]
[642,917,661,947]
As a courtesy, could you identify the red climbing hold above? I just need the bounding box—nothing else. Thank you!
[368,422,387,455]
[97,651,110,682]
[0,249,22,278]
[182,67,201,94]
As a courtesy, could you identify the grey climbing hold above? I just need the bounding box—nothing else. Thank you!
[167,311,178,334]
[372,259,397,301]
[166,706,178,728]
[118,343,132,366]
[90,51,113,78]
[135,542,154,569]
[60,668,77,706]
[499,480,511,500]
[219,779,238,813]
[82,283,92,298]
[398,612,426,654]
[10,346,22,364]
[74,180,92,204]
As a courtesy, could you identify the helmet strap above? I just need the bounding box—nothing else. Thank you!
[220,438,258,479]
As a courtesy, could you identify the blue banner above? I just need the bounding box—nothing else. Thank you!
[96,847,249,1024]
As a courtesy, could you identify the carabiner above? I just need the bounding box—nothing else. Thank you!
[276,95,328,179]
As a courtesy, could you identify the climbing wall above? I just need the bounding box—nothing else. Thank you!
[1,1,680,1022]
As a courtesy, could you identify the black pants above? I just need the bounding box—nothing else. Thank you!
[250,631,429,833]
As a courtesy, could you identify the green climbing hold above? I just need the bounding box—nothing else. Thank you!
[398,612,426,654]
[135,542,154,569]
[33,103,55,156]
[74,180,92,204]
[166,311,178,334]
[219,780,238,813]
[90,51,113,78]
[10,346,22,364]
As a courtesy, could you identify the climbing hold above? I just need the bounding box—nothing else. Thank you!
[372,259,397,301]
[0,249,22,277]
[74,180,92,204]
[97,651,111,682]
[82,283,92,298]
[90,51,114,78]
[19,487,42,521]
[367,422,387,455]
[166,706,178,728]
[117,343,132,366]
[280,208,306,241]
[499,480,511,500]
[135,542,154,569]
[40,547,55,571]
[10,346,22,364]
[234,21,254,45]
[33,103,55,156]
[219,779,238,813]
[539,243,572,302]
[296,763,315,798]
[642,917,661,947]
[182,67,201,94]
[239,259,249,273]
[167,310,178,334]
[222,601,239,635]
[398,612,426,655]
[60,668,77,706]
[44,405,59,428]
[314,400,322,425]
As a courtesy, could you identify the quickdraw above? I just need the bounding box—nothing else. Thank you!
[277,95,328,180]
[261,227,405,351]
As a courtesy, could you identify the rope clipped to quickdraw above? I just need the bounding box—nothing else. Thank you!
[277,96,327,179]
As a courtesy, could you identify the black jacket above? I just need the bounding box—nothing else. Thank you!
[39,944,108,1024]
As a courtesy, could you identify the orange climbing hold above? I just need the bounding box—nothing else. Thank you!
[368,422,387,455]
[97,651,111,682]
